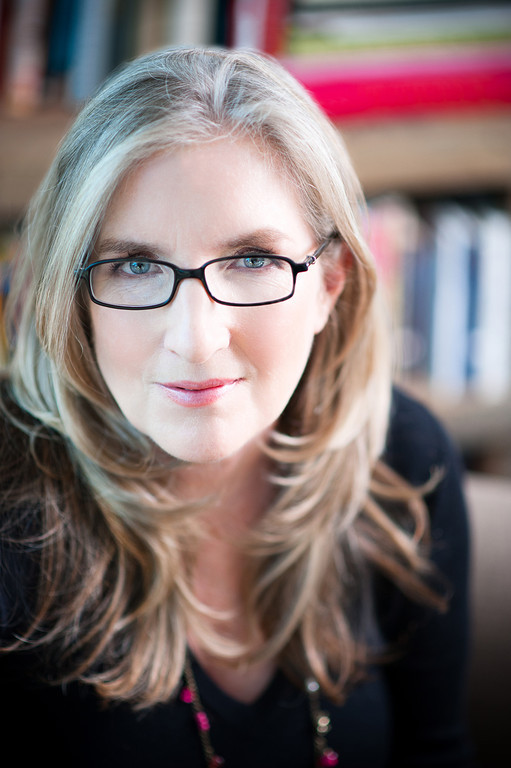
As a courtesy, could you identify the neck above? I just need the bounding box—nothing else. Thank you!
[174,445,273,660]
[172,440,273,534]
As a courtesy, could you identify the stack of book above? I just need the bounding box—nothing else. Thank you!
[368,194,511,402]
[0,0,226,111]
[285,1,511,121]
[289,0,511,55]
[2,1,511,120]
[0,0,292,112]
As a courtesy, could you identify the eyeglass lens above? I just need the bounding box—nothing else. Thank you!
[90,256,296,307]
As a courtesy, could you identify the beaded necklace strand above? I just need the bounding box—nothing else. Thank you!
[181,655,340,767]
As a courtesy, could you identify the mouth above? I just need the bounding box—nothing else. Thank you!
[157,379,240,407]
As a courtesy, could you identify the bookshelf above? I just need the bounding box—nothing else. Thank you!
[0,106,74,223]
[1,0,511,476]
[341,110,511,198]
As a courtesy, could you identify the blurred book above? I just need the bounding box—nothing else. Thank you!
[288,2,511,54]
[1,0,224,108]
[428,203,476,398]
[229,0,291,54]
[284,42,511,121]
[3,0,48,114]
[67,0,117,103]
[284,1,511,120]
[366,194,420,371]
[45,0,81,102]
[166,0,219,47]
[0,228,16,365]
[471,208,511,402]
[368,194,511,403]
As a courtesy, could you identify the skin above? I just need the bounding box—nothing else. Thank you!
[89,136,344,702]
[90,136,343,472]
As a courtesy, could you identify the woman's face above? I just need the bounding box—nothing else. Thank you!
[90,137,342,464]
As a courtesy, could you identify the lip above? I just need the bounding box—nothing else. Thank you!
[157,379,240,407]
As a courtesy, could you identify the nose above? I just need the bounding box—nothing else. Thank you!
[161,277,230,364]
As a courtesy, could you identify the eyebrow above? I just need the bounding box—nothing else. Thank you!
[217,228,294,251]
[95,229,295,259]
[95,238,160,257]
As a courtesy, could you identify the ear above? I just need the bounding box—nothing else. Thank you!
[313,243,348,335]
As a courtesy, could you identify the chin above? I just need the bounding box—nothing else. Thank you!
[153,435,247,466]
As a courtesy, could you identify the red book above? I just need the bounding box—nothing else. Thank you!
[283,45,511,121]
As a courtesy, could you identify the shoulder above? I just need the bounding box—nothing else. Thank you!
[0,376,71,495]
[377,394,474,763]
[0,379,35,497]
[0,380,40,634]
[384,386,464,490]
[383,387,470,586]
[0,376,38,460]
[0,378,71,638]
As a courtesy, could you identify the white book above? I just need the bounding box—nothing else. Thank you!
[472,208,511,402]
[429,204,475,399]
[367,194,421,374]
[231,0,269,49]
[166,0,218,47]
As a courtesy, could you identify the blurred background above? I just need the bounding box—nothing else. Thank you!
[1,1,511,760]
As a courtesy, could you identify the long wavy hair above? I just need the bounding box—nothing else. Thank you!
[1,46,444,707]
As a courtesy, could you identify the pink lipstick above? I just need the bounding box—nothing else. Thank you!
[157,379,239,407]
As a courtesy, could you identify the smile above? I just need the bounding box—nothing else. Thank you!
[157,379,240,408]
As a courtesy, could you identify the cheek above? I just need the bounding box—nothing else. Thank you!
[90,310,153,385]
[240,298,318,383]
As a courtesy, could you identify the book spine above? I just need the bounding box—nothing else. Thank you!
[67,0,117,104]
[472,209,511,401]
[3,0,48,114]
[368,195,511,403]
[285,47,511,121]
[229,0,290,52]
[166,0,217,46]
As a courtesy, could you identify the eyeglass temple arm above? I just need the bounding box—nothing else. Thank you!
[304,232,339,267]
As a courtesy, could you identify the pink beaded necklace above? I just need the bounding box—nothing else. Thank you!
[181,655,340,767]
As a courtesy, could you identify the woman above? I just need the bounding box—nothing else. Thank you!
[0,47,473,767]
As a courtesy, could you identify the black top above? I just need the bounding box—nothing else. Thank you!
[0,389,475,767]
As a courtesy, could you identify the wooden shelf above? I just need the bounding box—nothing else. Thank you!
[0,107,75,223]
[340,109,511,197]
[2,107,511,221]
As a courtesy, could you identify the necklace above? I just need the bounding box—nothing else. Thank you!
[181,655,340,767]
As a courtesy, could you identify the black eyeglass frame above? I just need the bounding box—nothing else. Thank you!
[76,234,337,310]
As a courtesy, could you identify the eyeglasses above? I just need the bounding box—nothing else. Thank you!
[77,236,336,310]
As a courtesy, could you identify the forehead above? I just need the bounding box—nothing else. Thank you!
[99,137,310,250]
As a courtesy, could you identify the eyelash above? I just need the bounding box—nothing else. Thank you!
[125,250,155,260]
[232,247,278,258]
[119,248,280,261]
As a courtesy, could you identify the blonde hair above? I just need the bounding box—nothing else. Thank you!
[2,47,443,707]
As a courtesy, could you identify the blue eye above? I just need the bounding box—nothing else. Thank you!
[242,256,271,268]
[128,261,151,274]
